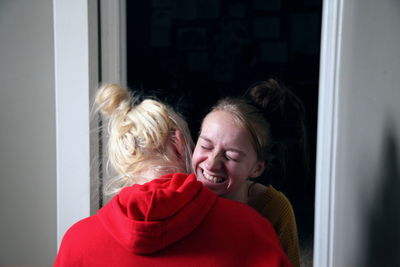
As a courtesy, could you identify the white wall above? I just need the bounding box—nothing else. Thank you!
[0,0,56,265]
[330,0,400,266]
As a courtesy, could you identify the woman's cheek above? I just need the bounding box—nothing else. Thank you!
[231,163,248,179]
[226,162,240,174]
[193,151,208,166]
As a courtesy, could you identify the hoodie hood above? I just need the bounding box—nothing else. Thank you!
[98,173,216,254]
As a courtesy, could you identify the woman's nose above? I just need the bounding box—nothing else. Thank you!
[205,152,222,171]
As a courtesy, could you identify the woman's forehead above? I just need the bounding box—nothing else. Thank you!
[200,111,252,146]
[203,110,241,126]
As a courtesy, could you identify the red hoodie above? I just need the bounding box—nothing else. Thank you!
[55,173,291,267]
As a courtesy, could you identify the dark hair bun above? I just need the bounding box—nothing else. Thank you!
[246,79,283,110]
[245,78,305,125]
[246,79,310,198]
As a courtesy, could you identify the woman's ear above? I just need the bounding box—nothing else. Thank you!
[249,161,266,178]
[172,130,185,158]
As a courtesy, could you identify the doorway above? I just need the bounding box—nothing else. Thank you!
[126,0,322,264]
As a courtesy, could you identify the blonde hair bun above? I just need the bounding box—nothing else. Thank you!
[93,83,194,195]
[95,83,130,117]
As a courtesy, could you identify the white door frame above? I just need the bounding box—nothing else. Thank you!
[54,0,126,247]
[100,0,127,85]
[313,0,342,266]
[54,1,340,264]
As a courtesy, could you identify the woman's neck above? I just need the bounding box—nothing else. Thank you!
[223,181,251,204]
[223,181,267,205]
[136,162,184,184]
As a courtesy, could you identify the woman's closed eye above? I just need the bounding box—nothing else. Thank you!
[225,152,241,162]
[201,145,213,151]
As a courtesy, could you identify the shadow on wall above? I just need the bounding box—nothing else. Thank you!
[362,117,400,266]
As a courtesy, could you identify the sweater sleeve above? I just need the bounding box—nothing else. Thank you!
[251,186,301,267]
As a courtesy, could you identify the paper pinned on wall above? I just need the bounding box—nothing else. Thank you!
[173,0,197,20]
[177,28,207,50]
[198,0,220,19]
[213,60,234,82]
[254,0,281,11]
[260,41,288,64]
[213,42,235,82]
[187,51,209,71]
[303,0,321,7]
[150,8,172,47]
[253,17,281,40]
[290,12,320,55]
[152,0,172,8]
[228,2,246,18]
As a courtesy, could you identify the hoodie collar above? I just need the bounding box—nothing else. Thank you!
[98,173,216,254]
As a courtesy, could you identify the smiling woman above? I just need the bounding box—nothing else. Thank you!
[193,108,266,198]
[192,82,302,267]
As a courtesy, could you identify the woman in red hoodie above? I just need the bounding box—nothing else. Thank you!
[54,83,291,267]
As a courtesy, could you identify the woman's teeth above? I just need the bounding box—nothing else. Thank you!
[203,171,224,183]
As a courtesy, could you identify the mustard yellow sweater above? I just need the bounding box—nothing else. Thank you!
[250,185,300,267]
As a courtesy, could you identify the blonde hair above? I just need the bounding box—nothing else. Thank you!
[95,83,194,195]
